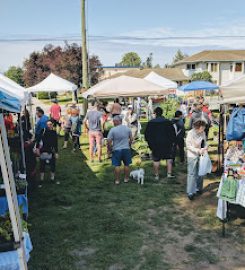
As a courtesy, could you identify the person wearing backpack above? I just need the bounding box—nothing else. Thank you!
[172,110,185,164]
[37,120,59,186]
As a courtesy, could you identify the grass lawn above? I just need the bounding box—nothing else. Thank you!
[28,135,245,270]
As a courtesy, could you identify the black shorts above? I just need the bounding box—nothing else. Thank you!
[152,151,174,162]
[40,155,56,172]
[51,118,61,127]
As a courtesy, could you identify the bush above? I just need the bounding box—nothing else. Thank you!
[37,92,57,99]
[161,99,179,119]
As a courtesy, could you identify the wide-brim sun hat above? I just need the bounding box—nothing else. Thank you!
[193,117,208,125]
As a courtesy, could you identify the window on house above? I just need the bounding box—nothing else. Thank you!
[235,63,242,72]
[206,63,209,70]
[187,64,196,70]
[230,64,233,72]
[211,63,218,72]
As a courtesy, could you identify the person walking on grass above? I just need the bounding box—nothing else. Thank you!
[70,108,82,152]
[186,119,207,200]
[145,107,176,180]
[37,120,59,187]
[35,108,49,140]
[61,108,72,149]
[107,115,133,185]
[124,105,139,140]
[172,110,185,164]
[84,101,104,162]
[49,99,61,133]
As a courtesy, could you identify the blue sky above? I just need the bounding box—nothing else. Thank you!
[1,0,245,71]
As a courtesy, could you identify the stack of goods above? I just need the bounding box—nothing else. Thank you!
[217,142,245,219]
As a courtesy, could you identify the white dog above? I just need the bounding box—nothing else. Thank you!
[130,168,145,185]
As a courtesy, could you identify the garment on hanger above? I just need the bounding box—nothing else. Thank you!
[216,199,227,220]
[220,178,238,203]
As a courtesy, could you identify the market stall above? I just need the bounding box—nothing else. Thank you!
[178,80,219,92]
[0,77,31,269]
[82,75,169,98]
[216,75,245,236]
[26,73,78,93]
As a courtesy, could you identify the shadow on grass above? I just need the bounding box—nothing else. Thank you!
[28,137,245,270]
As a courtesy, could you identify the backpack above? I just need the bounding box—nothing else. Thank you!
[226,107,245,141]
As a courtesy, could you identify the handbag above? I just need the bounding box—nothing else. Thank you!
[40,152,53,161]
[198,153,212,176]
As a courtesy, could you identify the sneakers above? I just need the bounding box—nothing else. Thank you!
[167,173,175,179]
[154,175,159,181]
[63,142,68,149]
[188,194,195,201]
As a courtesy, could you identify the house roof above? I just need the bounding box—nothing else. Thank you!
[174,50,245,65]
[108,68,189,81]
[100,66,141,69]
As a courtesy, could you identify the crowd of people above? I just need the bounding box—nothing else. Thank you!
[4,95,213,199]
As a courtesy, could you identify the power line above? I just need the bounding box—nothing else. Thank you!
[0,35,245,42]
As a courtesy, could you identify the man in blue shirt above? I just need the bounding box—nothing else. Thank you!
[107,115,133,185]
[35,108,49,139]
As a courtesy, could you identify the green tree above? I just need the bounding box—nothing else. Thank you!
[172,49,188,64]
[121,52,141,67]
[4,66,24,86]
[191,71,212,82]
[145,52,153,68]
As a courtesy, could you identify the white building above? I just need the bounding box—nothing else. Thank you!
[173,50,245,85]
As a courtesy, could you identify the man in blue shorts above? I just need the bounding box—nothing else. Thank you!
[107,115,133,185]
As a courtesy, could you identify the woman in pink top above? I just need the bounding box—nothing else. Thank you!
[49,99,61,128]
[111,98,122,117]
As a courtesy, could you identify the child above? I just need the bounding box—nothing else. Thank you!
[61,108,72,149]
[70,108,82,151]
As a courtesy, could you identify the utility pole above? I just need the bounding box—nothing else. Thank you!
[81,0,88,114]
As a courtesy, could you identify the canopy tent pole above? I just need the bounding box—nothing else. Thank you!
[218,104,225,174]
[0,114,27,269]
[18,113,26,174]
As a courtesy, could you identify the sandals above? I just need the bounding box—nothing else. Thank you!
[114,179,129,185]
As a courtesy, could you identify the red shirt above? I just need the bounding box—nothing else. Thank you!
[202,106,211,119]
[50,104,61,121]
[4,114,15,131]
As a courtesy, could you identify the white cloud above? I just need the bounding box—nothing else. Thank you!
[1,19,245,70]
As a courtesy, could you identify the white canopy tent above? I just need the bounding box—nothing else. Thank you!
[27,73,77,93]
[144,71,177,89]
[0,73,28,107]
[220,75,245,103]
[144,71,184,97]
[0,75,28,268]
[82,75,169,98]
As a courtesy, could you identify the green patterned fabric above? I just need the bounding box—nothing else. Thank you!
[220,178,238,203]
